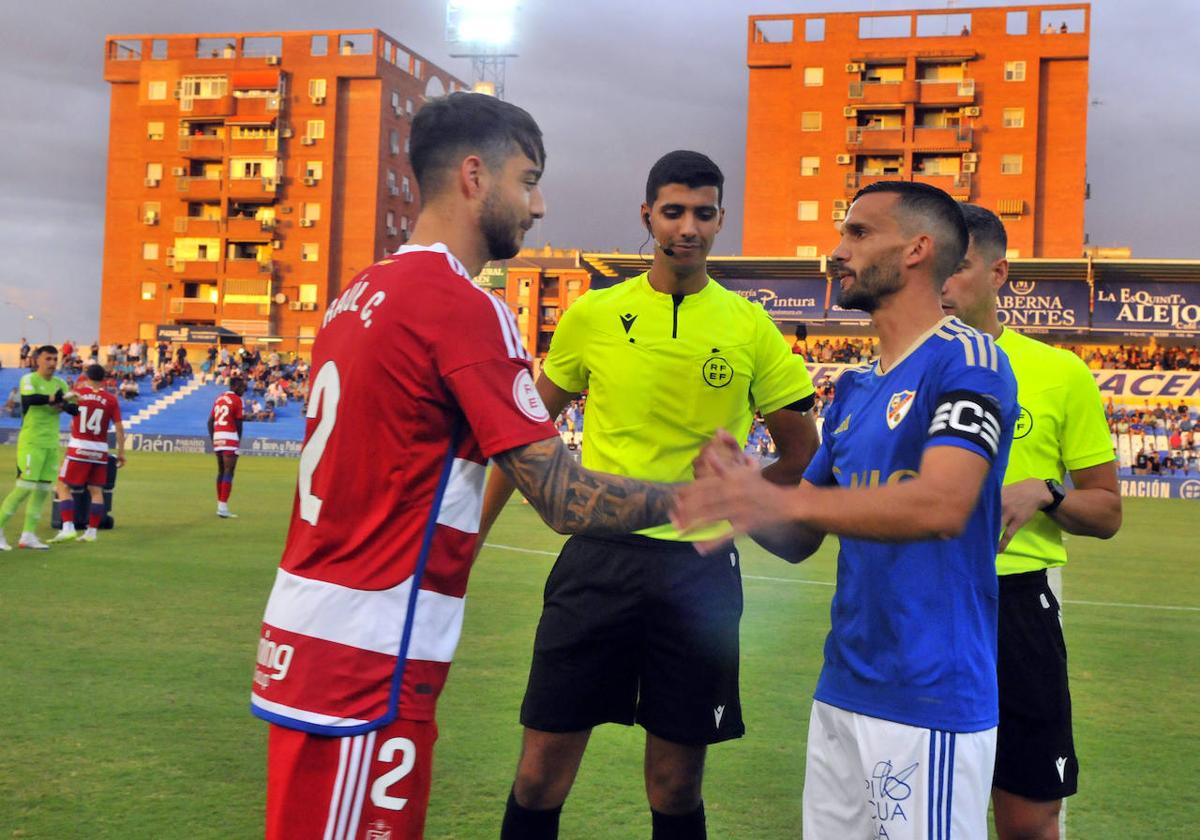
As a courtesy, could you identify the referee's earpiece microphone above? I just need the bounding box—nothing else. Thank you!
[644,213,674,257]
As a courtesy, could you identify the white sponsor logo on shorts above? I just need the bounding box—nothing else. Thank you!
[714,705,725,727]
[1056,756,1067,782]
[253,631,295,688]
[512,369,550,422]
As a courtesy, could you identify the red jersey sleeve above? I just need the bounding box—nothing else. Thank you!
[436,291,557,458]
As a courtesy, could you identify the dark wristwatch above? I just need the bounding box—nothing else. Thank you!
[1042,479,1066,514]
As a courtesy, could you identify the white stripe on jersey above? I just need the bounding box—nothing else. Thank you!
[67,437,108,453]
[955,333,977,367]
[262,568,466,661]
[436,457,487,534]
[251,694,369,729]
[486,292,530,360]
[333,735,365,840]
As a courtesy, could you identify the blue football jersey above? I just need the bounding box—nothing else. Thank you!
[804,318,1018,732]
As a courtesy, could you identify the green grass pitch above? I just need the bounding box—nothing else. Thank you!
[0,447,1196,838]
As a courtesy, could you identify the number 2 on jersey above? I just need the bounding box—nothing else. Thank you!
[213,404,230,426]
[298,361,340,525]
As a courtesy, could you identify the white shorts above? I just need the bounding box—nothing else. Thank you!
[803,699,996,840]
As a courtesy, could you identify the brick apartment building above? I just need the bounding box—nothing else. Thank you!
[744,3,1090,259]
[100,30,467,346]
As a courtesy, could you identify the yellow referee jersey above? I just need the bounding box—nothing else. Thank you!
[543,272,815,541]
[996,328,1115,574]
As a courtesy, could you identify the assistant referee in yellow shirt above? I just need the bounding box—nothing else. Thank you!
[480,150,819,840]
[942,204,1122,840]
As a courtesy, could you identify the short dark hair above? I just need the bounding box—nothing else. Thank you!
[229,376,245,387]
[409,92,545,198]
[852,181,968,283]
[645,150,725,207]
[34,344,57,359]
[960,204,1008,262]
[85,364,106,382]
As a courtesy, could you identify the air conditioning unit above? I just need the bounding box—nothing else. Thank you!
[836,154,852,165]
[962,161,977,173]
[303,176,318,186]
[288,301,303,311]
[144,178,160,187]
[164,257,175,267]
[143,212,159,225]
[842,106,857,117]
[260,219,276,230]
[166,247,175,257]
[393,106,404,117]
[271,239,283,250]
[831,209,847,221]
[962,106,981,117]
[311,95,325,105]
[387,226,398,237]
[174,260,185,273]
[301,136,315,146]
[388,185,400,197]
[845,62,865,73]
[962,152,978,163]
[299,218,314,227]
[171,166,185,177]
[402,190,413,203]
[262,177,278,189]
[300,302,318,311]
[265,55,280,65]
[280,127,294,138]
[833,199,849,210]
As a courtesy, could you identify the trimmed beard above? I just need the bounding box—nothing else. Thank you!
[481,190,523,262]
[837,248,904,313]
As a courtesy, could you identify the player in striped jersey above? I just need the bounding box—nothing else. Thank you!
[675,182,1018,839]
[253,93,679,840]
[48,364,125,543]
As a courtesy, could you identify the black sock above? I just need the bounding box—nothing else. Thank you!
[501,788,562,840]
[651,802,706,840]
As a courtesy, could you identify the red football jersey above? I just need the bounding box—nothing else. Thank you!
[210,391,244,448]
[67,387,122,463]
[252,243,557,736]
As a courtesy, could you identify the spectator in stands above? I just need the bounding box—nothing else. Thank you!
[1169,450,1186,475]
[1188,447,1198,474]
[119,374,140,400]
[19,338,31,369]
[3,386,19,418]
[1134,448,1149,475]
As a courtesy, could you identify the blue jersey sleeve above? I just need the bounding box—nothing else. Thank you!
[924,332,1017,463]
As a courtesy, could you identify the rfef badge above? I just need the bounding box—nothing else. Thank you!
[701,354,733,388]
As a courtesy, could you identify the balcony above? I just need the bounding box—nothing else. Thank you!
[176,176,222,200]
[844,172,903,191]
[917,79,975,105]
[913,172,973,196]
[913,125,973,151]
[848,80,917,105]
[226,216,275,241]
[226,257,275,278]
[228,177,278,199]
[169,298,218,317]
[178,135,224,158]
[173,259,220,279]
[173,216,223,236]
[228,134,279,155]
[181,95,235,117]
[846,127,905,151]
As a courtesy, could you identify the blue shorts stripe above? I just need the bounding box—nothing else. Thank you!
[946,732,957,839]
[928,730,937,840]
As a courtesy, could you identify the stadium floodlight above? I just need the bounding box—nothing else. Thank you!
[446,0,519,48]
[446,0,520,100]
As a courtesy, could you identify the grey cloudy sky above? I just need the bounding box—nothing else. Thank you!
[2,0,1197,343]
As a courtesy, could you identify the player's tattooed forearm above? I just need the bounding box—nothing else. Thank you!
[494,438,673,535]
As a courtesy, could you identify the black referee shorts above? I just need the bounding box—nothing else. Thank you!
[520,533,745,746]
[993,569,1079,801]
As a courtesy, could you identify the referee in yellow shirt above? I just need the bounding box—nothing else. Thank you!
[942,204,1122,840]
[481,150,819,840]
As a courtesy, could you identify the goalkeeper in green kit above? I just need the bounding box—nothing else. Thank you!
[0,344,75,550]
